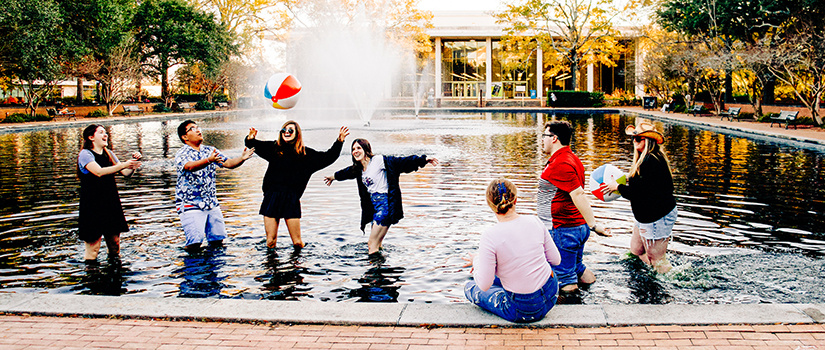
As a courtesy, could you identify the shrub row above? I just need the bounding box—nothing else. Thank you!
[547,90,605,107]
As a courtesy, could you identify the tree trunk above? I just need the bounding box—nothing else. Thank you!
[761,73,775,105]
[724,70,733,103]
[76,78,83,105]
[161,61,169,106]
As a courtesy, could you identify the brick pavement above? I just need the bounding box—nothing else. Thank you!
[2,315,823,350]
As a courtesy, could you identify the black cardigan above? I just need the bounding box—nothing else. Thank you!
[333,155,429,231]
[245,137,343,197]
[617,153,677,223]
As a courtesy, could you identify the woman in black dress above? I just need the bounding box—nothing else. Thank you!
[245,120,349,249]
[77,125,141,262]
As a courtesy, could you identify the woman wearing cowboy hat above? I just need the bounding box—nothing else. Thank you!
[601,122,677,273]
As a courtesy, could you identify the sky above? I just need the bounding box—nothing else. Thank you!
[417,0,503,12]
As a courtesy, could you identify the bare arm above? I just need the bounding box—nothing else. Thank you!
[222,147,255,169]
[569,187,610,236]
[183,149,222,171]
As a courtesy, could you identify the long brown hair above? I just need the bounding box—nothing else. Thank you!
[628,137,672,179]
[350,138,374,170]
[486,178,517,214]
[277,120,305,156]
[80,124,116,175]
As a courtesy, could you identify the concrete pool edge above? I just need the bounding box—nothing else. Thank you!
[1,294,822,327]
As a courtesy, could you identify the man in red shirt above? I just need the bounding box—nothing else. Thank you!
[540,121,609,293]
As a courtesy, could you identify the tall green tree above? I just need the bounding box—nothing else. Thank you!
[495,0,628,91]
[133,0,236,103]
[0,0,73,116]
[62,0,139,115]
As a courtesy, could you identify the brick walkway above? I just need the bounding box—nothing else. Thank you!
[2,315,823,350]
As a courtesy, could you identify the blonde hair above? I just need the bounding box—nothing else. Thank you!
[628,137,673,179]
[486,178,517,214]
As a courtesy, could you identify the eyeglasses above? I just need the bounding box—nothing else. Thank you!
[542,133,556,139]
[633,136,646,142]
[281,127,296,135]
[186,125,199,133]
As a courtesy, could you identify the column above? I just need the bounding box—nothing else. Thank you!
[486,38,492,99]
[536,45,543,103]
[635,39,644,96]
[587,63,594,92]
[435,37,442,98]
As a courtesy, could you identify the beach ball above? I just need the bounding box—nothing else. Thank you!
[264,73,301,109]
[590,164,626,202]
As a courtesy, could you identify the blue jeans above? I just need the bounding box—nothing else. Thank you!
[551,224,590,287]
[464,274,559,323]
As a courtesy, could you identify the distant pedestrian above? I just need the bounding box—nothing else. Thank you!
[465,178,561,323]
[324,138,438,255]
[601,122,677,273]
[175,120,254,252]
[77,124,142,262]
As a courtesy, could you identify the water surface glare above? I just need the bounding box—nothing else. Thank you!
[1,112,824,304]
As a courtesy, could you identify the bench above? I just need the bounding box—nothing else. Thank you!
[719,107,743,122]
[47,108,77,121]
[643,97,656,110]
[122,105,144,116]
[769,110,800,129]
[178,102,195,112]
[688,104,708,117]
[216,102,230,110]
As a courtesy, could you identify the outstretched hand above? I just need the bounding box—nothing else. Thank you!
[208,149,224,166]
[338,126,350,142]
[323,175,334,186]
[248,127,258,140]
[241,147,255,160]
[427,157,439,166]
[131,152,142,161]
[123,159,141,170]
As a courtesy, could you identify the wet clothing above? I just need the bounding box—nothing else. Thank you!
[541,147,587,229]
[637,206,678,240]
[174,144,226,213]
[179,206,227,246]
[616,153,677,224]
[333,155,429,231]
[244,137,343,219]
[77,149,128,243]
[551,224,590,286]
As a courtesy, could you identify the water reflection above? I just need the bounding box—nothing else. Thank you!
[257,249,309,300]
[0,113,823,304]
[175,247,228,298]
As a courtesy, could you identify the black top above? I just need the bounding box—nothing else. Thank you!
[245,137,343,197]
[617,153,677,223]
[78,149,128,242]
[334,155,429,231]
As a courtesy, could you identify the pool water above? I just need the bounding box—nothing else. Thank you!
[0,112,823,304]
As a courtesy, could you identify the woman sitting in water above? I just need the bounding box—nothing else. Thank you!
[601,122,677,273]
[323,138,438,255]
[465,178,561,323]
[77,124,142,262]
[245,121,349,249]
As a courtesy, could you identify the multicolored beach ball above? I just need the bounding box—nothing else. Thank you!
[264,73,302,109]
[589,164,626,202]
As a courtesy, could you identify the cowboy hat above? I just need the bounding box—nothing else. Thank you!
[625,122,664,144]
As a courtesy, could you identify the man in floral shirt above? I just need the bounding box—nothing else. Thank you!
[176,120,254,251]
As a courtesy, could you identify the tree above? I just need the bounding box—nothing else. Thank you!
[0,0,73,116]
[133,0,236,103]
[495,0,628,91]
[766,24,825,125]
[61,0,139,115]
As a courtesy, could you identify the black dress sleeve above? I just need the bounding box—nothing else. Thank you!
[305,139,343,173]
[244,137,278,162]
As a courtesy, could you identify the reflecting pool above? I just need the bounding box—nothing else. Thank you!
[1,112,824,304]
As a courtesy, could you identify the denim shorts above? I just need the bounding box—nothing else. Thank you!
[370,192,391,226]
[464,274,559,323]
[636,207,678,240]
[179,206,227,246]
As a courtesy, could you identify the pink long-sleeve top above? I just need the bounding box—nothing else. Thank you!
[472,215,562,294]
